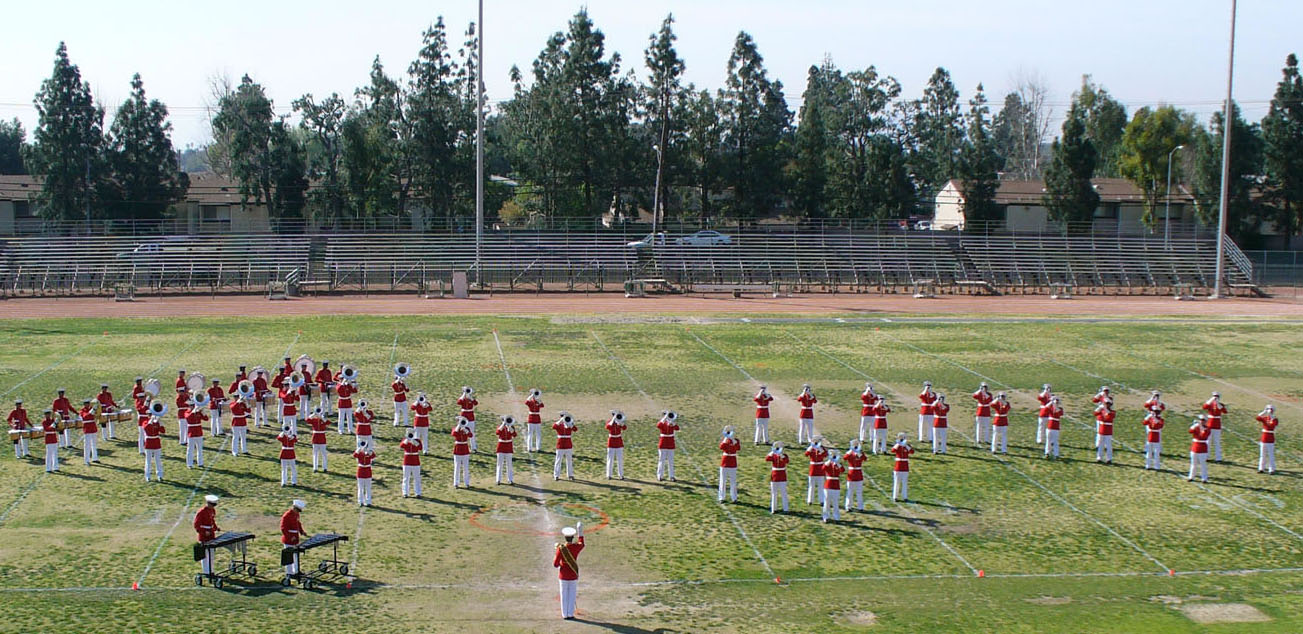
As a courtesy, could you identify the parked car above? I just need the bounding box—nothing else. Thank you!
[115,242,164,259]
[674,230,732,246]
[626,232,667,249]
[912,221,933,231]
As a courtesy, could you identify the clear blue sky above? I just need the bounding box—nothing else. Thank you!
[1,0,1298,147]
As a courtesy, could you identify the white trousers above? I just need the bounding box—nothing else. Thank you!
[179,418,188,444]
[467,420,478,452]
[452,454,470,487]
[554,448,574,479]
[1036,416,1047,443]
[13,436,27,458]
[718,467,737,502]
[755,418,769,444]
[991,425,1008,453]
[231,426,248,455]
[797,418,814,444]
[209,409,222,436]
[319,391,332,415]
[559,579,578,619]
[254,401,268,427]
[83,432,99,464]
[892,470,909,501]
[844,480,863,511]
[974,416,991,444]
[185,436,203,467]
[1144,442,1162,469]
[1209,428,1223,461]
[312,443,328,471]
[201,547,214,575]
[1188,452,1208,481]
[770,481,788,513]
[393,401,408,426]
[59,425,71,447]
[357,477,372,505]
[1096,435,1113,462]
[870,428,888,454]
[104,418,114,439]
[403,464,423,495]
[657,449,675,480]
[44,443,59,471]
[822,488,841,521]
[931,428,948,453]
[337,408,353,434]
[525,423,542,451]
[1044,429,1060,457]
[859,416,871,442]
[807,475,824,504]
[138,428,145,454]
[144,448,163,481]
[1259,442,1275,473]
[283,547,299,577]
[280,458,297,485]
[496,453,514,483]
[919,415,933,441]
[414,427,429,453]
[605,447,623,479]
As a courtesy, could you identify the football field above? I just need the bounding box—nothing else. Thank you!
[0,313,1301,632]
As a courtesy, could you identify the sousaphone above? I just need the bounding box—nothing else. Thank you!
[394,362,411,379]
[148,401,169,417]
[236,380,256,400]
[340,365,358,383]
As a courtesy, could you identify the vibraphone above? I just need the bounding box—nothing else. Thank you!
[281,533,349,589]
[8,420,74,443]
[194,531,257,588]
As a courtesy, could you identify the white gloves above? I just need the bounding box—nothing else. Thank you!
[575,521,584,537]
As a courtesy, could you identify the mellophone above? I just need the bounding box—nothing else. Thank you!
[281,533,349,589]
[194,531,257,589]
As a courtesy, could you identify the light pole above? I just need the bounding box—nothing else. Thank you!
[1164,144,1184,248]
[1213,0,1237,298]
[651,144,663,241]
[474,0,485,288]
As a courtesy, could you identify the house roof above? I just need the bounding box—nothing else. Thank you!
[942,178,1194,205]
[184,172,249,205]
[0,175,41,202]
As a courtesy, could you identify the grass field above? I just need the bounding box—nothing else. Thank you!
[0,313,1301,632]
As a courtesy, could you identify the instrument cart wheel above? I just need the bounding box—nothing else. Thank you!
[339,564,349,576]
[303,579,315,590]
[213,577,224,589]
[229,562,237,572]
[248,565,258,577]
[318,561,329,572]
[194,574,204,587]
[280,576,292,587]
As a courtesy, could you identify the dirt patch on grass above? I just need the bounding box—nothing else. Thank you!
[479,393,662,425]
[834,610,878,627]
[1026,596,1072,605]
[1180,603,1271,624]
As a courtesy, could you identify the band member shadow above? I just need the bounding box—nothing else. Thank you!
[559,480,640,494]
[907,499,981,515]
[565,617,669,634]
[472,487,541,504]
[49,470,104,482]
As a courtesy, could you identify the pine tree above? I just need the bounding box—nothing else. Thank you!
[1043,104,1099,228]
[717,32,791,218]
[821,63,913,219]
[912,67,965,198]
[1075,76,1128,177]
[103,74,188,220]
[1261,53,1303,237]
[791,63,831,218]
[292,92,347,221]
[644,14,686,220]
[0,119,28,175]
[1192,103,1264,243]
[957,84,1002,228]
[28,43,105,222]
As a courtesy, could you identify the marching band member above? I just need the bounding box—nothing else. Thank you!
[718,426,740,503]
[804,435,828,505]
[280,500,306,578]
[194,495,219,577]
[796,384,817,444]
[277,425,298,486]
[931,395,950,454]
[411,394,432,454]
[143,410,165,482]
[307,407,329,472]
[871,398,891,454]
[525,388,545,452]
[821,452,844,523]
[1036,384,1053,444]
[1142,409,1164,470]
[1202,392,1228,461]
[184,396,208,468]
[1143,390,1166,417]
[604,410,626,480]
[918,381,937,443]
[1257,405,1279,474]
[132,376,147,405]
[553,412,577,481]
[314,361,335,416]
[296,369,312,419]
[754,386,773,445]
[843,439,865,512]
[136,398,149,455]
[554,522,585,620]
[495,416,517,485]
[279,378,300,436]
[991,392,1011,454]
[972,382,994,446]
[1095,400,1116,464]
[206,378,225,437]
[400,431,423,497]
[96,384,118,440]
[335,375,356,435]
[353,440,375,506]
[1188,415,1211,482]
[41,410,59,472]
[890,433,914,502]
[859,383,879,444]
[354,400,374,450]
[1043,396,1063,459]
[8,399,30,459]
[766,442,789,513]
[1091,386,1112,406]
[52,388,73,447]
[176,369,188,397]
[79,398,100,464]
[229,393,250,456]
[655,411,679,482]
[458,387,479,452]
[175,388,190,445]
[391,372,410,427]
[451,417,472,488]
[227,368,246,401]
[253,369,270,428]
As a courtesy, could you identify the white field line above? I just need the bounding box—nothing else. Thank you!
[347,330,401,577]
[591,330,777,579]
[0,340,97,400]
[135,436,229,587]
[492,329,555,560]
[783,331,1169,573]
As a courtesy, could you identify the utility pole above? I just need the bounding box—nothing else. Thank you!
[1213,0,1236,298]
[474,0,485,288]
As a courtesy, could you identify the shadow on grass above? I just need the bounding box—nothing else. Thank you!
[571,617,671,634]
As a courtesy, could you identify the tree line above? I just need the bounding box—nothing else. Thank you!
[3,12,1301,242]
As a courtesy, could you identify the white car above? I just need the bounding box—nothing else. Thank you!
[674,230,732,246]
[116,243,164,259]
[626,232,667,249]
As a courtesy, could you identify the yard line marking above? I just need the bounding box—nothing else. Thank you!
[0,339,97,399]
[592,330,777,579]
[492,329,556,564]
[135,436,228,587]
[685,330,757,382]
[0,475,43,526]
[782,330,1171,573]
[491,330,516,394]
[347,330,401,577]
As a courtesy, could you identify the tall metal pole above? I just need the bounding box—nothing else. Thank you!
[474,0,485,288]
[1213,0,1236,298]
[1165,145,1183,248]
[651,144,662,240]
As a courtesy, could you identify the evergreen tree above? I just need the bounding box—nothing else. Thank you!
[1075,76,1127,177]
[103,74,188,220]
[822,64,914,219]
[1192,103,1264,243]
[644,14,686,220]
[717,31,791,218]
[407,17,473,224]
[1261,53,1303,237]
[211,75,275,213]
[0,119,28,175]
[1043,104,1099,228]
[682,88,723,220]
[790,63,832,218]
[956,84,1002,227]
[28,43,105,222]
[292,92,347,221]
[911,67,965,197]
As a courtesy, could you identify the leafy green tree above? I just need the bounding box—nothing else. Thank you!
[211,75,274,213]
[293,93,347,221]
[822,64,914,219]
[1261,53,1303,237]
[1042,104,1099,227]
[956,84,1002,227]
[267,120,308,222]
[27,43,105,222]
[355,57,417,218]
[1118,105,1197,226]
[407,17,474,224]
[1191,103,1264,243]
[790,62,832,218]
[911,67,965,197]
[1075,76,1127,177]
[644,14,687,220]
[0,119,26,175]
[103,74,188,220]
[717,31,791,218]
[681,88,723,220]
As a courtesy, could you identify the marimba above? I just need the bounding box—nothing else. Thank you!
[194,531,256,589]
[281,533,349,589]
[97,408,134,425]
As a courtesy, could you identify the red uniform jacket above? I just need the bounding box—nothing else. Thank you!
[79,407,98,434]
[400,438,422,465]
[891,444,914,471]
[97,392,117,411]
[132,383,146,402]
[1037,391,1053,407]
[336,384,355,409]
[1144,415,1164,443]
[279,388,298,417]
[1189,425,1210,453]
[353,449,374,479]
[1095,409,1115,436]
[1143,397,1166,415]
[354,410,373,437]
[280,509,303,545]
[992,400,1010,426]
[186,410,206,438]
[1202,401,1227,430]
[52,397,73,420]
[392,381,408,403]
[7,407,29,430]
[766,452,789,482]
[253,376,270,400]
[206,386,224,410]
[822,463,844,489]
[314,368,333,391]
[873,402,890,429]
[176,376,188,394]
[919,390,937,415]
[1257,414,1279,443]
[554,537,584,580]
[605,419,626,449]
[932,403,950,428]
[42,418,59,445]
[308,417,328,445]
[412,401,432,427]
[457,395,478,422]
[1091,391,1111,405]
[656,420,678,450]
[230,401,250,427]
[1046,406,1063,430]
[804,446,829,476]
[143,421,164,450]
[136,402,149,427]
[797,393,817,419]
[194,506,217,542]
[270,371,285,390]
[495,426,517,454]
[451,428,472,455]
[719,437,740,468]
[525,397,544,424]
[755,393,773,419]
[860,392,878,416]
[843,451,865,481]
[553,421,574,450]
[278,433,297,460]
[972,390,993,417]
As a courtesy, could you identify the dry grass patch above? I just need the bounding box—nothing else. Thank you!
[1180,602,1271,624]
